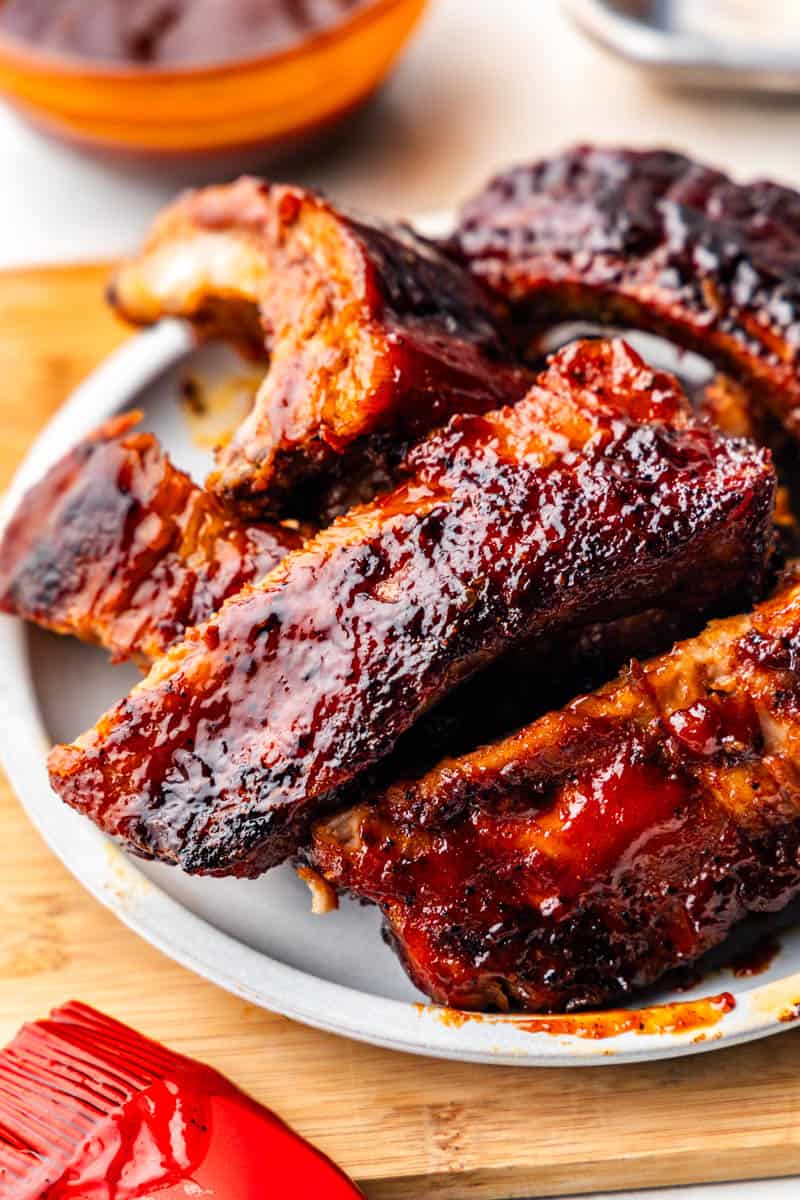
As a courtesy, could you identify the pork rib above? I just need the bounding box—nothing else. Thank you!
[0,424,748,776]
[454,146,800,437]
[109,178,530,517]
[311,569,800,1013]
[0,413,302,663]
[47,339,775,877]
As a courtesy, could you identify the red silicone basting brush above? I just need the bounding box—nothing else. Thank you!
[0,1001,364,1198]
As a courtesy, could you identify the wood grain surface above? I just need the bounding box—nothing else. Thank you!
[1,264,800,1200]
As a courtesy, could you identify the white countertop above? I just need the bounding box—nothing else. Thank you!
[3,2,799,1197]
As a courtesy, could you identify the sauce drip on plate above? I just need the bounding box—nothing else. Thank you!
[729,936,782,979]
[425,992,736,1041]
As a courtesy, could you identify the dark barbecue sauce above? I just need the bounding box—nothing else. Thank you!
[0,0,370,67]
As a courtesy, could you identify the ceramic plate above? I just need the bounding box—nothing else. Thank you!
[3,216,800,1066]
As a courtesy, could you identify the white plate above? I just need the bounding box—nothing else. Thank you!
[3,221,800,1066]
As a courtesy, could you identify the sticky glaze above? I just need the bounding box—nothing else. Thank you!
[0,412,302,664]
[110,177,529,517]
[48,339,775,879]
[426,994,735,1038]
[180,370,261,452]
[312,572,800,1013]
[454,145,800,435]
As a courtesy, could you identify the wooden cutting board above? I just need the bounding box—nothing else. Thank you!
[2,263,800,1200]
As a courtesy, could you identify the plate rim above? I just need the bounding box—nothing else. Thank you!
[3,275,800,1066]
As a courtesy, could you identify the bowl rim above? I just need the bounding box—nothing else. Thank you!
[0,0,421,82]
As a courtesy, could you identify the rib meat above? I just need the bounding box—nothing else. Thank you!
[47,339,775,877]
[698,373,800,555]
[311,569,800,1013]
[0,413,302,663]
[109,178,530,517]
[0,411,714,767]
[454,146,800,437]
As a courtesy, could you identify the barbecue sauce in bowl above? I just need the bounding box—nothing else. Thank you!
[0,0,425,155]
[0,0,370,67]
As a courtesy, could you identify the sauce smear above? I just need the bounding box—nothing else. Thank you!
[427,992,736,1041]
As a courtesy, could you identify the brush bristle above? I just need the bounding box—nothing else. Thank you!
[0,1002,199,1197]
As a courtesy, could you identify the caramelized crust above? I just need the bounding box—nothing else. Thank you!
[699,374,800,555]
[0,416,726,769]
[47,340,775,877]
[311,571,800,1013]
[455,146,800,437]
[110,178,530,517]
[395,602,744,779]
[698,374,763,441]
[0,414,301,663]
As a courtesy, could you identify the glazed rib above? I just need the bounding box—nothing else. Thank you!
[110,178,530,517]
[454,146,800,437]
[311,570,800,1013]
[47,339,775,877]
[0,413,302,663]
[0,421,692,770]
[0,411,727,766]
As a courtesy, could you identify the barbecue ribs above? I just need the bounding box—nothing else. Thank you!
[0,413,302,663]
[47,339,775,877]
[109,178,530,516]
[454,146,800,437]
[0,423,749,777]
[311,569,800,1013]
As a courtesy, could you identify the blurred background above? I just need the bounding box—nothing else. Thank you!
[2,0,800,267]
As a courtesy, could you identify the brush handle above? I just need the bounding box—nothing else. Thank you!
[0,1003,362,1199]
[41,1079,363,1198]
[187,1088,365,1198]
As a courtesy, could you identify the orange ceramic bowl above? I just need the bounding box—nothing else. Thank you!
[0,0,427,156]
